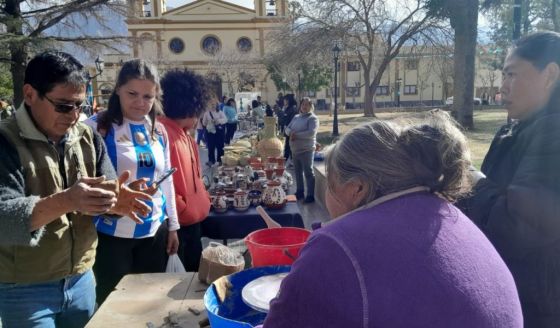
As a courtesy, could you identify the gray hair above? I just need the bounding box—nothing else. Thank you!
[325,110,472,205]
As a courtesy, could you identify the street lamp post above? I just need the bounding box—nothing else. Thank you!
[85,56,104,116]
[395,78,402,107]
[431,82,435,107]
[297,69,302,100]
[89,56,105,80]
[332,43,341,137]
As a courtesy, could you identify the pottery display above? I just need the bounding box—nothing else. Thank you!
[235,173,248,190]
[248,190,262,207]
[274,166,285,179]
[212,191,229,213]
[233,190,250,212]
[264,168,275,180]
[262,180,287,210]
[257,117,283,159]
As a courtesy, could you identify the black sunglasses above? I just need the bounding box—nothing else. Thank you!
[43,95,91,114]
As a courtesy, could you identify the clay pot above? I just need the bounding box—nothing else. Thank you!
[233,190,250,212]
[248,190,262,207]
[262,180,287,210]
[257,117,284,158]
[212,191,229,213]
[265,168,275,180]
[275,157,286,167]
[274,166,285,178]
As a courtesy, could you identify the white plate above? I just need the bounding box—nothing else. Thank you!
[241,272,288,312]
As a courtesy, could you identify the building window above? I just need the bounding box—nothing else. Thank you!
[326,87,340,97]
[405,59,419,70]
[303,90,317,98]
[376,86,389,95]
[347,61,360,71]
[99,84,113,96]
[404,85,417,95]
[346,86,360,97]
[201,35,221,55]
[168,37,185,54]
[237,37,252,53]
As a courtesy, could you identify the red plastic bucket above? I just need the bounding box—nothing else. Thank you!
[245,227,311,267]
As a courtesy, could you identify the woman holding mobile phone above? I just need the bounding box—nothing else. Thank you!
[84,59,180,305]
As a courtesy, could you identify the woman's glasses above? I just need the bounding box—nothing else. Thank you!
[43,95,91,114]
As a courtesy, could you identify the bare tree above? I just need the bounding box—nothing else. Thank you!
[292,0,447,117]
[1,0,129,105]
[264,21,333,98]
[429,46,454,101]
[206,49,260,96]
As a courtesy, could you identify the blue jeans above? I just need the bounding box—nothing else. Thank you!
[0,270,96,328]
[293,150,315,197]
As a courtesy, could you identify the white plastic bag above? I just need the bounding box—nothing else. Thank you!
[166,254,186,273]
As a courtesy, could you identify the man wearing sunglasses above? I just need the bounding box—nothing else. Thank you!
[0,51,152,327]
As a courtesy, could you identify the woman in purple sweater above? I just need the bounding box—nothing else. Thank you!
[263,111,523,327]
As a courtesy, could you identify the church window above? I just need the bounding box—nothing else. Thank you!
[237,37,252,53]
[169,37,185,54]
[201,35,221,55]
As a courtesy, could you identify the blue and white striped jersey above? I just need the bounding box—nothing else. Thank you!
[85,115,179,238]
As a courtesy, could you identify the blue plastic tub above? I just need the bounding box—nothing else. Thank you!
[204,266,291,328]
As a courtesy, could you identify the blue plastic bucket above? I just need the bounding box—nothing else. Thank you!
[204,266,291,328]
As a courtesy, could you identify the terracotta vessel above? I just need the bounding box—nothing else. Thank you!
[233,190,250,212]
[257,117,283,158]
[212,191,229,213]
[262,180,287,210]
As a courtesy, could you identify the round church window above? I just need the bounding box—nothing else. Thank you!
[169,37,185,54]
[201,35,221,55]
[237,37,252,53]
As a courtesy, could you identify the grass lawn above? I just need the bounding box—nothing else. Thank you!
[314,108,508,169]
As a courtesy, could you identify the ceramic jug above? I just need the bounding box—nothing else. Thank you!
[212,191,229,213]
[233,190,250,212]
[248,190,262,207]
[262,180,287,209]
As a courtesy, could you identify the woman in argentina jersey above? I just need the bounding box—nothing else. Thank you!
[84,59,180,305]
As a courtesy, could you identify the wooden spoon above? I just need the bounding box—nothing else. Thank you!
[256,206,282,228]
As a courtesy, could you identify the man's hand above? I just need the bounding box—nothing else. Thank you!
[66,176,117,215]
[109,171,153,224]
[167,230,179,255]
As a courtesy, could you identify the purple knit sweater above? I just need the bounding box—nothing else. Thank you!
[263,192,523,327]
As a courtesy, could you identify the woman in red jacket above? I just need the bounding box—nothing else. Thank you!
[159,69,213,271]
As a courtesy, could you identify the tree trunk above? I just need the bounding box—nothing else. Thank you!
[553,0,559,32]
[363,75,375,117]
[451,0,478,129]
[6,0,26,107]
[523,0,530,35]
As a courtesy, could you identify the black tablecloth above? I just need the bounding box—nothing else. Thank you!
[201,202,304,240]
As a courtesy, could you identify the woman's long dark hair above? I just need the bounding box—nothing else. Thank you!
[511,31,560,110]
[97,59,162,139]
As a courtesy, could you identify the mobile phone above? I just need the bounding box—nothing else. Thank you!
[151,167,177,187]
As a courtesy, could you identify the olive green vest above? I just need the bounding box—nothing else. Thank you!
[0,105,99,283]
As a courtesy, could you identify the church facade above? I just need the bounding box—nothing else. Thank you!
[95,0,289,107]
[93,0,501,111]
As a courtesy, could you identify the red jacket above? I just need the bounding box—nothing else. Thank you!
[159,117,210,226]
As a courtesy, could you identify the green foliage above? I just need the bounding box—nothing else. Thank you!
[0,63,14,101]
[300,64,331,92]
[267,63,332,93]
[485,0,560,49]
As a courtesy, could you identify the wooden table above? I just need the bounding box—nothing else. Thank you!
[86,273,208,328]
